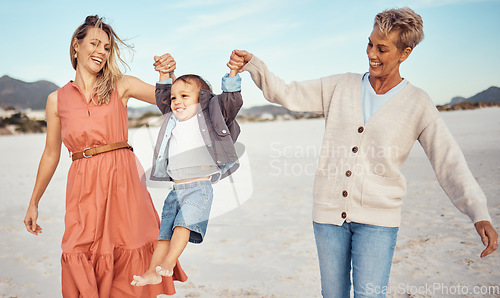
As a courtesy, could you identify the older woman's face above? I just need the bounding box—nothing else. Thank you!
[366,27,406,79]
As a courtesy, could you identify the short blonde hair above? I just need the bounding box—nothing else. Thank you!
[374,7,424,52]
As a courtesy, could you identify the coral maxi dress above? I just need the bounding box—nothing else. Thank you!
[57,82,187,297]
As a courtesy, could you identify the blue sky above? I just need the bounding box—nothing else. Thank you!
[1,0,499,108]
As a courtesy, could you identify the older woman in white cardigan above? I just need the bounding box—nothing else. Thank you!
[228,7,497,298]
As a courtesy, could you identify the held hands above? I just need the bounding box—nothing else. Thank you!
[24,205,42,235]
[227,50,253,77]
[474,220,498,258]
[154,53,176,81]
[154,51,251,80]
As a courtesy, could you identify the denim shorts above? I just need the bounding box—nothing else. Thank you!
[159,180,213,244]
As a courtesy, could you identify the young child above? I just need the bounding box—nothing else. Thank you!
[131,56,243,286]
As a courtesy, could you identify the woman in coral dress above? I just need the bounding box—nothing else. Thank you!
[23,15,187,297]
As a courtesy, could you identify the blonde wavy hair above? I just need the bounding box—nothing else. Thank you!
[374,7,424,52]
[70,15,132,105]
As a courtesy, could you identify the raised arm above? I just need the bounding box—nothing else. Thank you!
[24,91,62,235]
[155,83,172,115]
[119,53,176,106]
[228,49,325,114]
[218,70,243,123]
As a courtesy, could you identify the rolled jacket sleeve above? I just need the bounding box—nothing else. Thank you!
[157,78,173,85]
[221,73,242,92]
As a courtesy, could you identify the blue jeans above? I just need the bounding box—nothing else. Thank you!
[313,221,398,298]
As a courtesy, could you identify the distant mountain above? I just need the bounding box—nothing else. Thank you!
[449,86,500,105]
[0,75,59,110]
[238,104,292,117]
[237,104,323,121]
[449,96,467,105]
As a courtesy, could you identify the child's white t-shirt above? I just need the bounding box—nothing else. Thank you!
[167,113,219,180]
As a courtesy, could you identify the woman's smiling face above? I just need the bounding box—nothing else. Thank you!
[366,27,406,80]
[74,27,110,74]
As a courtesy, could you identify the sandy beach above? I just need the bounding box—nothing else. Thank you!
[0,108,499,297]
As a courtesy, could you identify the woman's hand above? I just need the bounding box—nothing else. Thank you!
[154,53,176,81]
[24,205,42,235]
[227,50,253,73]
[474,220,498,257]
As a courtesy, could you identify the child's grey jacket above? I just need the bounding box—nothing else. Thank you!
[150,83,243,183]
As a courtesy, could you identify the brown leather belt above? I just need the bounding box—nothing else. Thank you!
[72,142,133,161]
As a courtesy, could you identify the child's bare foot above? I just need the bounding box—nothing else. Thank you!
[156,264,174,277]
[130,270,162,286]
[156,258,177,276]
[155,265,173,277]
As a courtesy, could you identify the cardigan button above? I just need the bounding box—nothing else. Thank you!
[358,126,364,133]
[352,146,358,153]
[342,190,348,197]
[345,170,352,177]
[341,212,347,219]
[222,129,227,134]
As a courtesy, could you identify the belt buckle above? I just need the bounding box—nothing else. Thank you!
[82,147,93,158]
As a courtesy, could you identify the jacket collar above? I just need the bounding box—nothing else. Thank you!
[198,89,214,111]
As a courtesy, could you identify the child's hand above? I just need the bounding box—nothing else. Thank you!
[227,50,252,76]
[227,50,244,78]
[154,53,176,81]
[228,68,238,78]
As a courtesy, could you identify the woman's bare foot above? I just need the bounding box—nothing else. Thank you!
[130,269,162,286]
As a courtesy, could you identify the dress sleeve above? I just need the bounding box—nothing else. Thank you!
[418,116,491,223]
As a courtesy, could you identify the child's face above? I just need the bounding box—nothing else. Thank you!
[170,80,200,121]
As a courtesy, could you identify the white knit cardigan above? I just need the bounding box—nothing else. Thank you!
[245,55,491,227]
